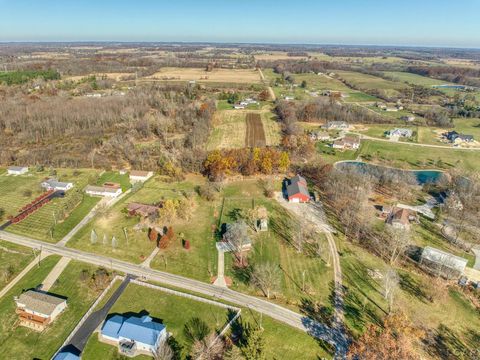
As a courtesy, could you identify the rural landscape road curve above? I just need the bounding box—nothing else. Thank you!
[0,230,348,359]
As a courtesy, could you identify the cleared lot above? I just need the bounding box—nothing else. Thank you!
[245,113,266,147]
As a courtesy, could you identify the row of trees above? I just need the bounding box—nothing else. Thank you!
[203,148,290,181]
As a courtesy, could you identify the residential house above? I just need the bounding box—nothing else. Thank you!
[53,350,80,360]
[85,185,122,198]
[309,131,330,141]
[332,136,360,150]
[41,178,74,192]
[284,96,295,101]
[386,128,413,139]
[7,166,28,175]
[233,104,245,109]
[322,121,350,130]
[100,314,167,357]
[127,202,159,218]
[14,290,67,331]
[129,170,153,183]
[420,246,468,279]
[223,223,253,251]
[443,131,474,144]
[386,207,415,230]
[400,115,416,122]
[286,175,310,203]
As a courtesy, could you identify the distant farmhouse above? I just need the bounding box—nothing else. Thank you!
[127,202,159,218]
[400,115,416,122]
[386,207,416,230]
[386,128,413,139]
[332,136,360,150]
[129,170,153,183]
[443,131,474,144]
[286,175,310,203]
[100,314,167,357]
[41,178,74,192]
[322,121,350,130]
[420,246,468,279]
[85,184,122,198]
[14,290,67,331]
[7,166,28,176]
[309,130,330,141]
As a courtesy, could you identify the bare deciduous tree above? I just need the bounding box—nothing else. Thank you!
[383,268,399,313]
[250,262,281,299]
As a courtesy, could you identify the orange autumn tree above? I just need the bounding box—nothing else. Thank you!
[347,312,424,360]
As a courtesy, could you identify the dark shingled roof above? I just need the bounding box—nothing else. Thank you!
[286,181,310,198]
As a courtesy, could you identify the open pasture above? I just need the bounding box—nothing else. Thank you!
[335,70,410,97]
[146,67,262,83]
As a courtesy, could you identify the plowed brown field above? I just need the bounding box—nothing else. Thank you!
[245,113,266,147]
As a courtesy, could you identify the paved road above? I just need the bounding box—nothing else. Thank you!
[41,256,71,291]
[65,275,133,352]
[0,230,346,357]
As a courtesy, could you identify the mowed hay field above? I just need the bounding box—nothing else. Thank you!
[64,72,133,81]
[335,70,410,97]
[245,113,266,147]
[207,107,281,150]
[147,67,262,83]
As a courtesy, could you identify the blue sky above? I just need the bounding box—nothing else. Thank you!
[0,0,479,47]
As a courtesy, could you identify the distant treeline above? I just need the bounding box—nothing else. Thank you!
[407,66,480,88]
[0,69,60,85]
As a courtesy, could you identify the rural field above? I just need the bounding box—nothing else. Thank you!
[146,67,262,83]
[4,168,101,242]
[207,107,281,150]
[335,70,410,98]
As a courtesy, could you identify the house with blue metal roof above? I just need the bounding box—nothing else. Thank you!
[100,314,167,357]
[53,350,80,360]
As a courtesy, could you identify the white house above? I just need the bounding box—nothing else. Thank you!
[100,314,167,357]
[386,128,413,139]
[85,185,122,198]
[41,178,74,191]
[129,170,153,183]
[322,121,350,130]
[7,166,28,176]
[14,290,67,331]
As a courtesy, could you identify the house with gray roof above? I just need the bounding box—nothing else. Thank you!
[14,290,67,331]
[41,178,74,191]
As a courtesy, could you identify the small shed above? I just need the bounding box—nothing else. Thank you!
[258,218,268,232]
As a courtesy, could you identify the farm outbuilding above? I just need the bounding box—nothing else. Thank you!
[286,175,310,203]
[7,166,28,175]
[420,246,468,279]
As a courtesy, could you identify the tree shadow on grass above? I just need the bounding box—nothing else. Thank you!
[398,271,433,304]
[424,324,475,360]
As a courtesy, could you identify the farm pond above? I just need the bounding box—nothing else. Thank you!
[335,161,444,185]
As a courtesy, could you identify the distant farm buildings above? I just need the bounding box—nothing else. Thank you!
[129,170,153,183]
[14,290,67,331]
[41,178,74,192]
[85,184,122,198]
[127,202,159,218]
[286,175,310,203]
[7,166,28,176]
[386,128,413,139]
[443,131,474,144]
[322,121,350,130]
[332,136,360,150]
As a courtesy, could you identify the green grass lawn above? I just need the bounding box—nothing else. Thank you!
[68,175,216,273]
[82,282,231,360]
[316,142,359,164]
[0,257,105,359]
[358,140,480,171]
[335,70,410,98]
[97,171,132,191]
[0,240,35,291]
[337,236,480,353]
[82,282,332,360]
[218,181,333,312]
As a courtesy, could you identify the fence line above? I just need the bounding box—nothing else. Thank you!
[51,275,125,359]
[130,279,240,311]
